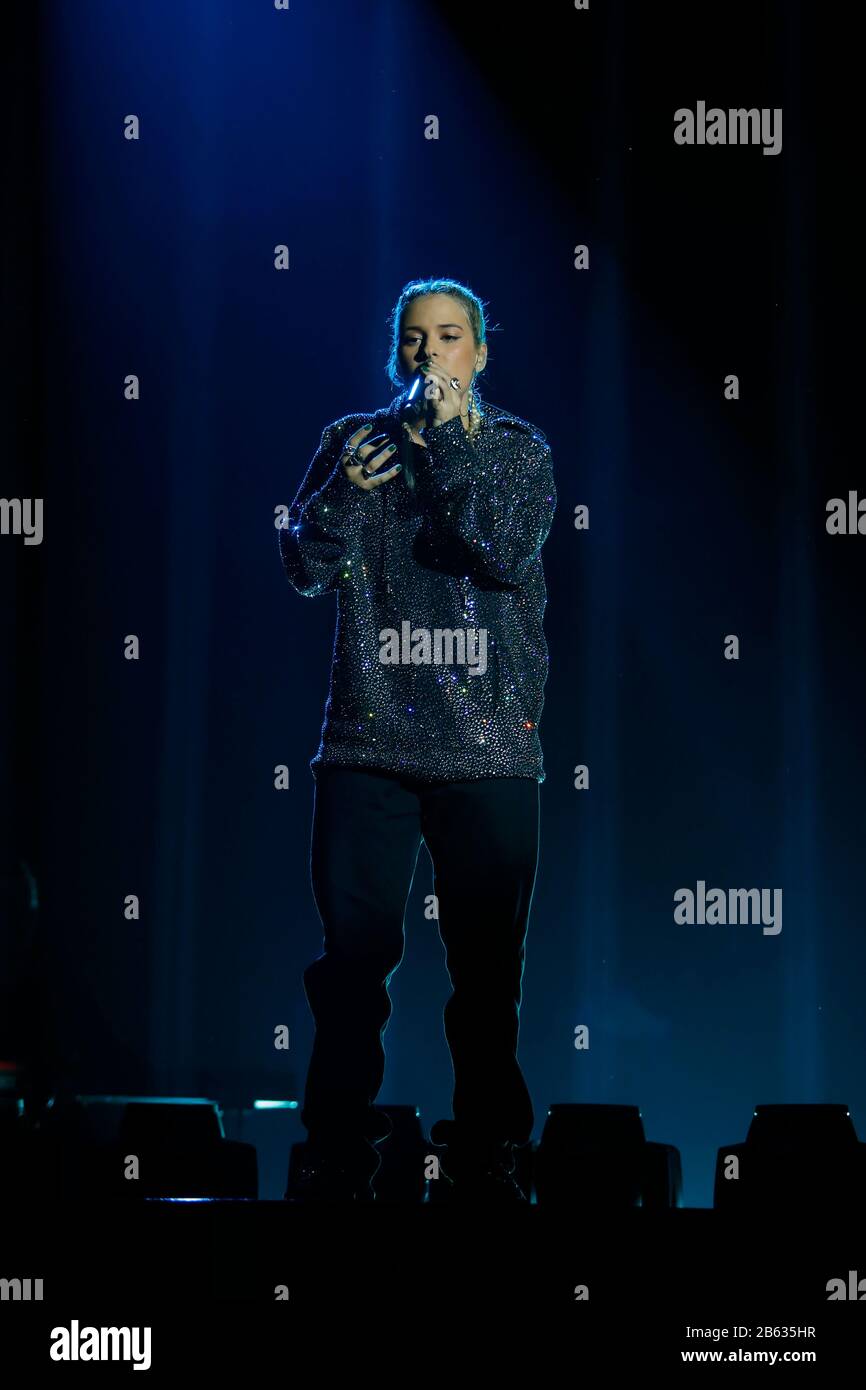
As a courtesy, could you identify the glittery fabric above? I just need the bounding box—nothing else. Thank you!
[278,387,556,783]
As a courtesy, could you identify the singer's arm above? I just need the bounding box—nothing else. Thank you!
[413,415,556,587]
[278,417,375,597]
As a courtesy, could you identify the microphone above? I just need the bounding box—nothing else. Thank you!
[397,365,433,492]
[400,365,432,422]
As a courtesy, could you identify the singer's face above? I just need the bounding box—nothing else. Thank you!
[398,295,486,387]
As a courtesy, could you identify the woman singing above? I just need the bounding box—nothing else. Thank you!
[278,278,556,1203]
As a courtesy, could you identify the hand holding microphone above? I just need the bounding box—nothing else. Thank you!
[398,360,467,490]
[403,360,465,426]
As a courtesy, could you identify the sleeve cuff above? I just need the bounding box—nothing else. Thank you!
[313,459,377,515]
[415,415,477,495]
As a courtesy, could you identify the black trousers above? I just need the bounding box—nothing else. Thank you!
[300,766,539,1173]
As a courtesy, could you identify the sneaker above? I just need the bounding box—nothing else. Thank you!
[429,1124,529,1204]
[285,1151,377,1204]
[445,1153,529,1204]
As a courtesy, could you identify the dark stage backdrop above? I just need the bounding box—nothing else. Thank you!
[2,0,862,1208]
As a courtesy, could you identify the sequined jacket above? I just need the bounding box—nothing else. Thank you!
[278,388,557,783]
